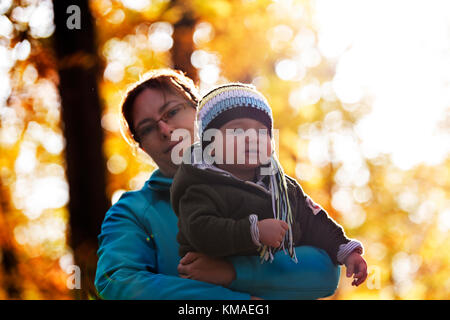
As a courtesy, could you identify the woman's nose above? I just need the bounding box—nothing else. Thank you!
[158,121,173,139]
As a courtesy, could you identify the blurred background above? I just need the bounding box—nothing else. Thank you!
[0,0,449,300]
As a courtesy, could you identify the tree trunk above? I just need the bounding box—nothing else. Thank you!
[52,0,109,299]
[0,179,22,299]
[171,1,198,82]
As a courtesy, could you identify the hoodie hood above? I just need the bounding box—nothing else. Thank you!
[148,168,173,192]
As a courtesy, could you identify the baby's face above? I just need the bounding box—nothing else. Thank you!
[215,117,272,170]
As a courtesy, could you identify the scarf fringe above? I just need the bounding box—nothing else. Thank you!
[258,154,298,264]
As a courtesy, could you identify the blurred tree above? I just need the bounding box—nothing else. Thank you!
[0,179,22,298]
[170,0,198,82]
[0,0,72,300]
[53,0,108,299]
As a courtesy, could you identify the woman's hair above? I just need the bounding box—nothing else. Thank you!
[119,68,200,147]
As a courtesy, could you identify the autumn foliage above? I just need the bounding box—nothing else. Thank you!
[0,0,448,299]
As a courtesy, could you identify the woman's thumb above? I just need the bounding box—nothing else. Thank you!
[180,252,200,265]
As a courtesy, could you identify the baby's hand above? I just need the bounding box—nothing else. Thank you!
[257,219,289,248]
[344,251,368,286]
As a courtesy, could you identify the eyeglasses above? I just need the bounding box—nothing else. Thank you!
[134,103,190,142]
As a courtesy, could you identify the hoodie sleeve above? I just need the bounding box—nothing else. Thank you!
[177,185,259,257]
[287,177,353,265]
[95,192,250,300]
[229,245,341,299]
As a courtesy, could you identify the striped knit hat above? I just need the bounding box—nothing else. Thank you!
[197,83,273,140]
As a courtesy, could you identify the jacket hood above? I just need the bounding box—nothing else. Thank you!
[148,169,173,192]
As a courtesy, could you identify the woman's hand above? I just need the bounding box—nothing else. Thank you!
[177,252,236,287]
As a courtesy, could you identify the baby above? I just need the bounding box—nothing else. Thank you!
[170,83,367,287]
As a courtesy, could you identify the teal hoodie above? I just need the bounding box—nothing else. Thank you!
[95,169,340,299]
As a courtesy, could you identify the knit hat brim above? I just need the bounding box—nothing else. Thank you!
[204,106,272,134]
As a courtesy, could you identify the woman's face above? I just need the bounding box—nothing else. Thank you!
[131,87,196,177]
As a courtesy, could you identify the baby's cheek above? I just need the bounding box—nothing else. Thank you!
[258,138,272,163]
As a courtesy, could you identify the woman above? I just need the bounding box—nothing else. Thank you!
[94,68,341,299]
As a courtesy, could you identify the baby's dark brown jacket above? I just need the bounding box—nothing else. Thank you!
[170,161,351,265]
